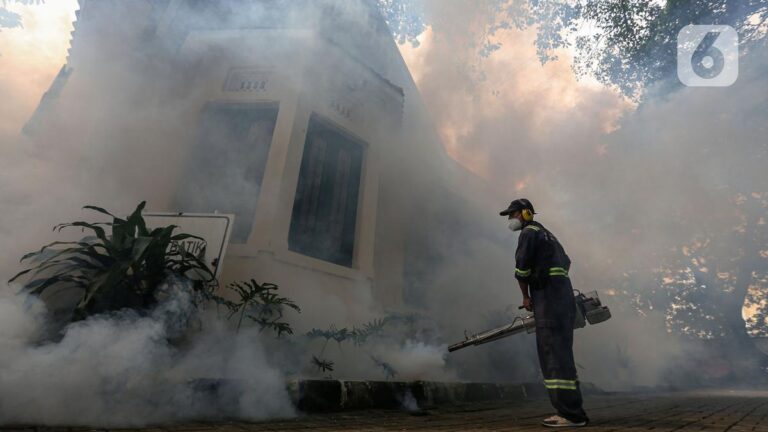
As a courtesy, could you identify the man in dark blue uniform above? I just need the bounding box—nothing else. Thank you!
[500,198,589,428]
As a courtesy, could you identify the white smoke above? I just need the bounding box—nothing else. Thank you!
[397,1,768,389]
[370,340,449,381]
[0,2,766,422]
[0,284,294,426]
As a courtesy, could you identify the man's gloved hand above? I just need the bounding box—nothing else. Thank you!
[522,297,533,312]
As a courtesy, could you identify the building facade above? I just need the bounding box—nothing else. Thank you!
[26,0,494,325]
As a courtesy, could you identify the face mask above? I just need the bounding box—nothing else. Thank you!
[508,218,522,232]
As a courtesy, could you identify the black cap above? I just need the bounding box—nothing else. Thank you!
[500,198,535,216]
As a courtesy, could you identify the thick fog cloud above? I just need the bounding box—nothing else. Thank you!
[0,285,294,426]
[402,1,768,388]
[0,2,766,425]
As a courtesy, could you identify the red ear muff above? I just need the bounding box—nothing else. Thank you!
[522,208,533,222]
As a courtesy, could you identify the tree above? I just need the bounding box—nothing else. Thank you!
[382,0,767,98]
[617,191,768,358]
[0,8,22,30]
[375,0,426,46]
[5,0,767,96]
[0,0,44,30]
[451,0,766,98]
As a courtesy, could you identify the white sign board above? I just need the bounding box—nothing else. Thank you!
[143,213,234,278]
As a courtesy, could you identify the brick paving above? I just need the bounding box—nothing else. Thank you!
[4,390,768,432]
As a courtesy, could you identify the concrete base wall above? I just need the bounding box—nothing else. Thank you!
[288,380,605,412]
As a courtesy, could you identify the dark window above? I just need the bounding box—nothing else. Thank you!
[176,103,278,243]
[289,115,364,267]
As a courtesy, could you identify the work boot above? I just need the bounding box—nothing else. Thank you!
[541,414,588,428]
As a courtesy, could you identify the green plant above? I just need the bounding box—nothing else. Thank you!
[307,318,390,348]
[307,324,350,347]
[350,318,389,346]
[306,317,393,377]
[311,356,334,373]
[305,325,348,376]
[10,202,216,321]
[370,355,397,380]
[213,279,300,336]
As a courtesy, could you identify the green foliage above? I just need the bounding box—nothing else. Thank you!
[306,324,351,349]
[305,324,344,376]
[609,191,768,340]
[0,8,21,29]
[376,0,426,47]
[306,317,395,377]
[0,1,44,30]
[351,317,389,345]
[311,355,334,373]
[573,0,667,98]
[9,0,767,97]
[304,314,439,379]
[10,202,216,321]
[489,0,767,98]
[370,355,397,380]
[213,279,300,336]
[382,0,766,98]
[307,317,391,348]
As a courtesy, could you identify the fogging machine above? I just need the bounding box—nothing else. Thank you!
[448,290,611,352]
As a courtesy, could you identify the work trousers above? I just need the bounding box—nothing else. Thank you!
[531,276,589,423]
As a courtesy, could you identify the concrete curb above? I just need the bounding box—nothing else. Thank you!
[288,380,605,412]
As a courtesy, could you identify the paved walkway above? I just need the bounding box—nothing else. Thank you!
[4,390,768,432]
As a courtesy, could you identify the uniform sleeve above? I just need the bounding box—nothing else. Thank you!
[514,228,538,282]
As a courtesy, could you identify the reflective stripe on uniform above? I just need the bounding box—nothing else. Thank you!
[525,225,541,231]
[544,379,578,390]
[548,267,569,277]
[515,268,532,276]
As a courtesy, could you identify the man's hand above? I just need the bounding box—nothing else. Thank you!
[522,297,533,312]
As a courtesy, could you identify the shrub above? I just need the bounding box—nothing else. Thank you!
[10,202,216,322]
